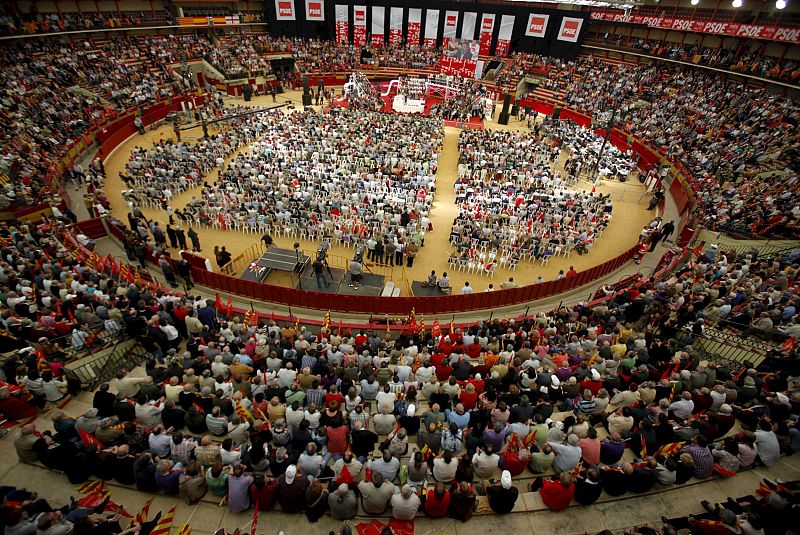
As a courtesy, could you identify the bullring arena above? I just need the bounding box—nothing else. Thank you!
[0,2,799,535]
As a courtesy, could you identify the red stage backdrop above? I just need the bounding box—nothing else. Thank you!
[440,56,477,78]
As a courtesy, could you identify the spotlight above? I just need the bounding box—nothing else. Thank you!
[691,0,699,5]
[732,0,742,6]
[776,0,787,8]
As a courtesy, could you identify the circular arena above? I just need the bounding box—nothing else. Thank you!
[0,2,799,535]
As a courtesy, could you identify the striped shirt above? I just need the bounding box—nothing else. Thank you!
[306,388,325,408]
[680,444,714,478]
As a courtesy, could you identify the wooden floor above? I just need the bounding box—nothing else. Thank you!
[101,91,653,295]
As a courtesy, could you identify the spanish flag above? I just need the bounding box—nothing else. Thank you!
[149,506,175,535]
[323,311,331,331]
[235,399,253,422]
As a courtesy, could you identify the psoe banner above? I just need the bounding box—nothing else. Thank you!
[557,16,583,42]
[443,11,458,47]
[478,14,495,56]
[353,5,367,46]
[525,13,549,38]
[424,9,440,48]
[495,14,515,57]
[372,6,385,47]
[275,0,296,21]
[335,4,348,44]
[407,8,422,46]
[389,7,403,46]
[305,0,324,21]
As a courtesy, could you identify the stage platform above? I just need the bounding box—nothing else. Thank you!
[240,247,310,283]
[330,93,485,128]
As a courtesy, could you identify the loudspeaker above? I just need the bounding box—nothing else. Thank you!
[552,106,561,120]
[498,112,510,125]
[302,94,313,106]
[511,99,519,116]
[303,76,310,95]
[242,84,252,102]
[318,79,324,90]
[501,94,512,115]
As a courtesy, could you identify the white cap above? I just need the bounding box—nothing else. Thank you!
[285,465,297,484]
[501,470,512,489]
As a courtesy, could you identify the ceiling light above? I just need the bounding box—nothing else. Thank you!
[691,0,700,5]
[776,0,787,8]
[732,0,742,6]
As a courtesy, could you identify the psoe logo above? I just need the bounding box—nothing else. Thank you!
[447,16,457,25]
[562,21,579,37]
[482,19,493,29]
[355,10,365,21]
[529,19,545,33]
[278,2,293,16]
[308,2,321,16]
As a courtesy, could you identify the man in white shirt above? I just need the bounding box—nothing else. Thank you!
[460,282,473,295]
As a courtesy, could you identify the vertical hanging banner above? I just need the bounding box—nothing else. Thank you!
[407,8,422,46]
[423,9,439,48]
[305,0,324,21]
[525,13,549,38]
[275,0,296,20]
[495,14,515,57]
[461,12,477,40]
[371,6,385,47]
[557,16,583,42]
[335,4,348,43]
[353,5,367,46]
[389,7,403,46]
[442,11,458,47]
[478,14,495,56]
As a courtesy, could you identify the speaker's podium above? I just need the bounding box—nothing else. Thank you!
[498,112,510,125]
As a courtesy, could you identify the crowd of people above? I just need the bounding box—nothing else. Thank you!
[452,128,612,270]
[170,108,441,258]
[545,120,636,181]
[0,10,169,36]
[3,206,799,527]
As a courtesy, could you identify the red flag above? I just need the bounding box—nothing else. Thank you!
[215,293,224,312]
[35,347,48,373]
[226,296,233,317]
[431,317,441,338]
[106,254,118,274]
[640,433,648,458]
[251,501,259,535]
[78,429,104,449]
[334,464,354,486]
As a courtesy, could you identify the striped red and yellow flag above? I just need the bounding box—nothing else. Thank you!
[149,506,175,535]
[235,400,253,422]
[132,497,153,525]
[418,314,425,335]
[654,441,685,458]
[76,480,108,495]
[176,523,191,535]
[323,311,331,331]
[119,262,130,283]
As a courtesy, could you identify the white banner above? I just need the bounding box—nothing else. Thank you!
[335,4,348,43]
[443,10,458,45]
[525,13,549,38]
[496,14,515,57]
[371,5,385,46]
[407,8,422,45]
[424,9,439,47]
[389,6,403,46]
[557,16,583,42]
[461,11,477,40]
[353,5,367,46]
[275,0,296,20]
[305,0,324,21]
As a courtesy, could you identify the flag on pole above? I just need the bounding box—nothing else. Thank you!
[337,320,343,337]
[76,480,108,495]
[418,314,425,335]
[251,502,259,535]
[134,267,142,286]
[106,254,118,274]
[386,318,391,336]
[235,399,253,422]
[406,308,417,334]
[148,506,175,535]
[130,497,153,528]
[35,346,48,373]
[432,317,441,338]
[640,433,648,458]
[226,296,233,317]
[243,308,259,328]
[215,293,224,312]
[323,311,331,332]
[175,523,191,535]
[449,318,455,335]
[119,262,130,282]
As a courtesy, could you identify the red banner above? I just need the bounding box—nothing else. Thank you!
[440,56,477,78]
[389,7,403,46]
[479,14,495,55]
[590,11,800,44]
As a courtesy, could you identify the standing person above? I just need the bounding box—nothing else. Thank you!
[187,227,201,252]
[176,259,193,288]
[175,227,188,250]
[405,241,419,267]
[134,116,145,135]
[270,86,277,102]
[312,259,330,289]
[659,220,676,243]
[384,240,396,266]
[166,225,178,249]
[394,240,405,266]
[159,256,178,288]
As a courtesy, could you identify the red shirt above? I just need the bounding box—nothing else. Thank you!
[459,390,479,411]
[355,334,368,348]
[325,392,345,407]
[580,379,603,396]
[435,364,453,381]
[467,379,485,395]
[539,479,575,511]
[424,489,451,517]
[500,451,528,476]
[326,425,349,455]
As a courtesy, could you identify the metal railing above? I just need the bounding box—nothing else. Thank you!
[63,337,149,390]
[687,327,775,368]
